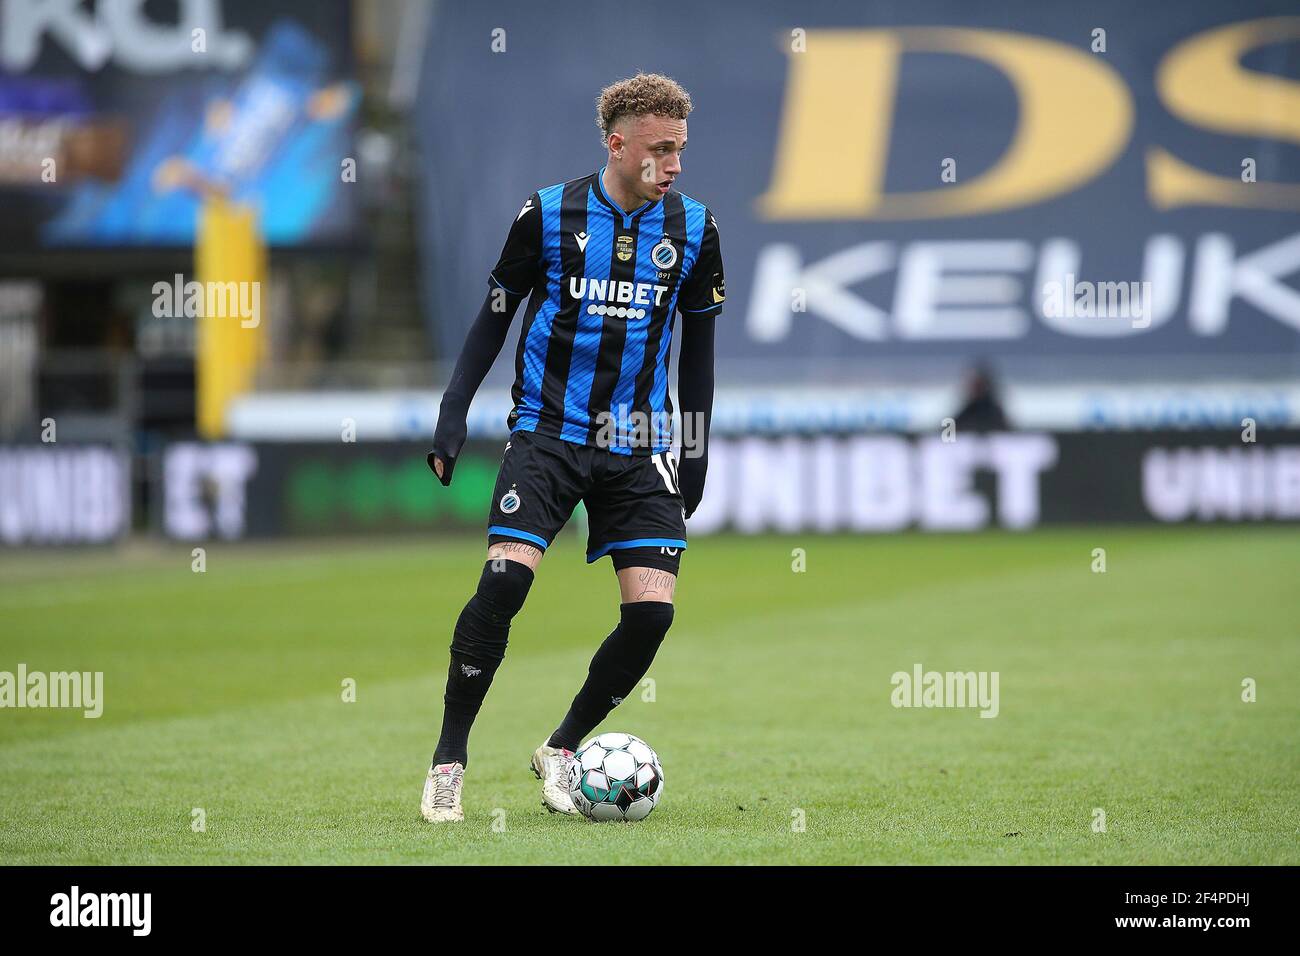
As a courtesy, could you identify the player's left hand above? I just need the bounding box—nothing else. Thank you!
[426,451,457,486]
[428,407,468,486]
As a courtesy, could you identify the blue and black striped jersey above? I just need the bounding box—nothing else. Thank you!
[489,167,724,456]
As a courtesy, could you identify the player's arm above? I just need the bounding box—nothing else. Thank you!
[428,194,542,485]
[676,315,715,517]
[674,209,725,517]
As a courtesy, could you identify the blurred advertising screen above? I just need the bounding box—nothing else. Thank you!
[418,0,1300,373]
[0,0,358,249]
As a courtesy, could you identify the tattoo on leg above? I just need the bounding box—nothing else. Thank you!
[634,568,676,601]
[488,541,542,565]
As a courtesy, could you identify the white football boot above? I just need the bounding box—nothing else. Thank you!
[420,761,465,822]
[531,743,578,815]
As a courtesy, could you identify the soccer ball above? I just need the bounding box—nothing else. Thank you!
[568,732,663,822]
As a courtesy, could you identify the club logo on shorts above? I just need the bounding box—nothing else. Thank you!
[499,488,521,514]
[651,238,677,270]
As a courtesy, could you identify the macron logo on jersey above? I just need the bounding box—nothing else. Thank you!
[517,199,533,221]
[569,277,669,308]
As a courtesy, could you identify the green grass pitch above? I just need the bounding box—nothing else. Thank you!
[1,527,1296,865]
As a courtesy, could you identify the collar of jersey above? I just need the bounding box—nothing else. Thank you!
[594,166,654,227]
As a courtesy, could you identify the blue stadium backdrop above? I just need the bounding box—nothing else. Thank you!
[415,0,1300,377]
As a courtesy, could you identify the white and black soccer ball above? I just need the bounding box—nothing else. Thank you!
[568,732,663,822]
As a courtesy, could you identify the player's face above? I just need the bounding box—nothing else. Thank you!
[612,114,687,204]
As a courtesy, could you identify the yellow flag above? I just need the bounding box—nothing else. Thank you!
[195,197,266,438]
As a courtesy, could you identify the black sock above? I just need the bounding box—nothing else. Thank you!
[432,561,533,767]
[431,650,503,768]
[548,602,674,752]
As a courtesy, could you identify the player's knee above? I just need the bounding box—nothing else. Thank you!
[620,600,674,651]
[477,559,534,619]
[587,602,674,690]
[451,561,534,661]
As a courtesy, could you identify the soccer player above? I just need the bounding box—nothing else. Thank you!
[419,73,724,822]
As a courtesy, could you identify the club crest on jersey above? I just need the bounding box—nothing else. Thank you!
[651,238,678,270]
[616,235,634,262]
[499,488,521,514]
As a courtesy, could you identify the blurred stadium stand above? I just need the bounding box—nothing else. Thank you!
[1,0,1298,544]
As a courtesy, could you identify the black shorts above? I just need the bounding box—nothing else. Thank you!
[485,430,686,573]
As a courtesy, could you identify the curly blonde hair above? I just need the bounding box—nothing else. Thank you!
[596,73,693,145]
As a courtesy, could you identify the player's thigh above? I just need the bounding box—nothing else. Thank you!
[487,540,544,571]
[610,543,680,603]
[485,430,586,558]
[615,564,676,604]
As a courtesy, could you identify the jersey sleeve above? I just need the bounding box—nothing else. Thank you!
[488,192,543,296]
[676,208,725,316]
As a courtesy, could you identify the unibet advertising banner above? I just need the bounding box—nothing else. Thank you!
[161,440,506,540]
[416,0,1300,374]
[159,431,1300,541]
[0,445,130,545]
